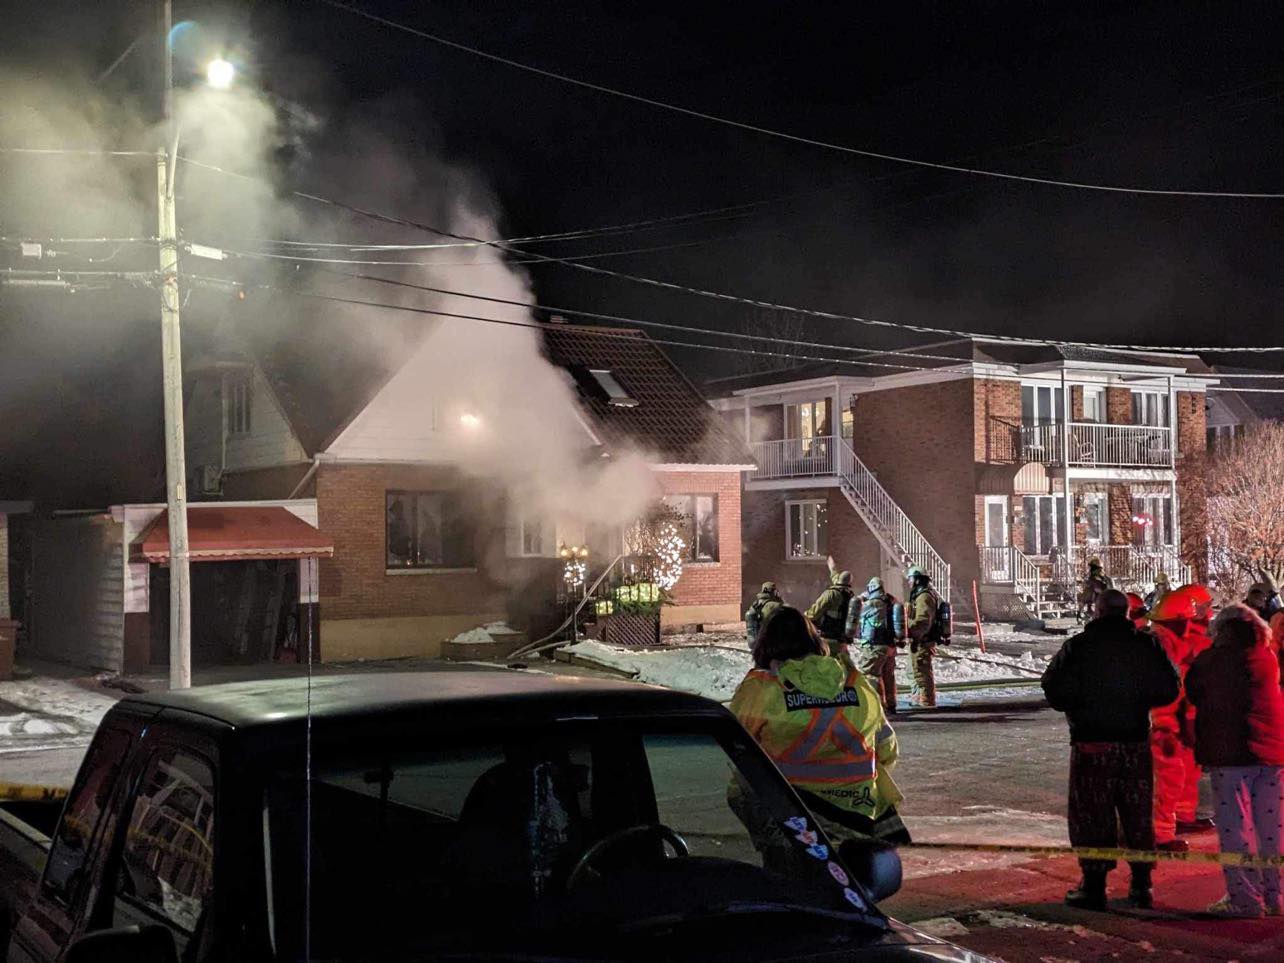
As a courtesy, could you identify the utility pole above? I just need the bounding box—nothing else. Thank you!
[159,0,191,689]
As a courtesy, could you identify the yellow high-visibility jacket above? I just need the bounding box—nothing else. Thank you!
[729,654,902,822]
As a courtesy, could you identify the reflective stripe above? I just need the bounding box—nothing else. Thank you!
[777,758,877,783]
[876,723,894,743]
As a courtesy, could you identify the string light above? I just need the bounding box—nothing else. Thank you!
[654,524,686,591]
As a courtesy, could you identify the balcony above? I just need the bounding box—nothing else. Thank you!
[1019,422,1172,469]
[749,435,837,480]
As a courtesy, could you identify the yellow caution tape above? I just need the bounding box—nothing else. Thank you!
[0,783,70,804]
[905,840,1284,870]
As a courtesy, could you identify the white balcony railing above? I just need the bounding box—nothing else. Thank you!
[749,435,837,480]
[1019,422,1172,468]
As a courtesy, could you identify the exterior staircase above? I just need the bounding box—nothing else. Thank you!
[836,443,951,603]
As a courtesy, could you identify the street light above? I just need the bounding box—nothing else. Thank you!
[206,58,235,90]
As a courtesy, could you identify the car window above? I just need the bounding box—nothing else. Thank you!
[643,732,768,867]
[42,728,131,905]
[114,747,216,936]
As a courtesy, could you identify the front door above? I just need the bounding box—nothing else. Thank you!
[983,496,1010,580]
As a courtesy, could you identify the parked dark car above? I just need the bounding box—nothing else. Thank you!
[0,671,993,961]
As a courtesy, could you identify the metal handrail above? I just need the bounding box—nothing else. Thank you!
[748,436,837,480]
[1019,422,1172,468]
[837,443,950,602]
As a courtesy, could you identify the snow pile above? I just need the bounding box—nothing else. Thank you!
[0,678,118,754]
[448,622,521,646]
[898,649,1048,687]
[564,640,752,703]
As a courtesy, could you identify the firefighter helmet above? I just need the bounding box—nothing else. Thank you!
[1175,583,1214,623]
[1125,592,1148,626]
[1150,589,1198,624]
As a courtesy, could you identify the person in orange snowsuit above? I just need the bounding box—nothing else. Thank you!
[1149,586,1215,850]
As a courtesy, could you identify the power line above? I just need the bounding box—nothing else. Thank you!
[180,155,1284,354]
[0,147,153,158]
[316,0,1284,201]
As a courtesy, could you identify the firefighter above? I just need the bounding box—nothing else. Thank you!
[906,565,942,707]
[854,576,904,716]
[1145,572,1172,613]
[1245,574,1283,622]
[1078,557,1112,621]
[745,581,784,642]
[1125,592,1149,628]
[806,569,856,653]
[1148,588,1214,850]
[730,605,909,844]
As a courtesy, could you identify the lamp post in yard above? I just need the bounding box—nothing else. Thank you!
[157,1,236,689]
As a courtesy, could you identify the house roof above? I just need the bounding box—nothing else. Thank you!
[704,338,1216,396]
[1211,365,1284,421]
[540,324,753,466]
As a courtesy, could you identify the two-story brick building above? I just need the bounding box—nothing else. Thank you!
[709,338,1215,621]
[183,318,751,661]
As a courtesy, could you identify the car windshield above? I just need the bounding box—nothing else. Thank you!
[262,718,882,960]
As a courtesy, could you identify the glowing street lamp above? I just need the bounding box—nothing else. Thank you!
[459,412,482,430]
[206,58,236,89]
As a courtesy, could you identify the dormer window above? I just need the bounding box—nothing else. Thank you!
[225,374,252,435]
[589,369,638,407]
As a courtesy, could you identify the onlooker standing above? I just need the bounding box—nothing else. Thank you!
[1185,603,1284,917]
[905,565,941,707]
[854,576,903,715]
[1041,590,1181,910]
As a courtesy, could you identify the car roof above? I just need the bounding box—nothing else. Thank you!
[119,670,726,730]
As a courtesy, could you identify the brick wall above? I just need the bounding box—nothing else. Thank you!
[653,470,742,611]
[740,487,882,614]
[316,463,506,622]
[1107,387,1132,424]
[853,378,978,590]
[1108,484,1134,545]
[973,379,1022,464]
[0,515,8,621]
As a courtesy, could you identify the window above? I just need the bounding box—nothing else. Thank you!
[787,500,827,559]
[588,369,637,407]
[1021,384,1064,427]
[1207,424,1245,454]
[785,399,829,451]
[386,491,476,569]
[1132,494,1174,548]
[226,375,252,435]
[509,510,554,557]
[1023,495,1067,556]
[43,728,131,905]
[1082,386,1106,423]
[114,748,215,936]
[263,723,872,960]
[1081,493,1107,544]
[1131,391,1169,427]
[841,408,854,441]
[662,494,719,561]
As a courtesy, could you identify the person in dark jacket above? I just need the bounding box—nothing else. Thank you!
[1041,589,1181,910]
[1186,604,1284,917]
[744,581,784,642]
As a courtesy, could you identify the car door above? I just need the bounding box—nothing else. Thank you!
[7,705,151,963]
[105,728,219,961]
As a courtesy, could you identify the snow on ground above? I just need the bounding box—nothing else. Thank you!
[566,625,1052,704]
[448,621,521,645]
[0,678,117,755]
[901,805,1069,879]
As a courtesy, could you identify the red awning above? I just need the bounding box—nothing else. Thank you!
[136,506,334,564]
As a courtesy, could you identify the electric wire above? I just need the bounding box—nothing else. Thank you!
[316,0,1284,201]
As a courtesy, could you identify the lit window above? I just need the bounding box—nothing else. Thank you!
[386,491,475,569]
[589,369,637,407]
[662,494,719,561]
[787,500,827,559]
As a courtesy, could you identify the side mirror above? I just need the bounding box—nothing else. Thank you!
[66,924,178,963]
[838,838,903,903]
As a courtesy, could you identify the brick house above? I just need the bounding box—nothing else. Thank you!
[184,320,751,660]
[708,339,1216,621]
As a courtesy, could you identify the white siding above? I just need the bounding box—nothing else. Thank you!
[186,375,225,475]
[224,365,308,471]
[30,515,125,671]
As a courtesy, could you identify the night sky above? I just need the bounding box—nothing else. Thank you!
[2,1,1282,500]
